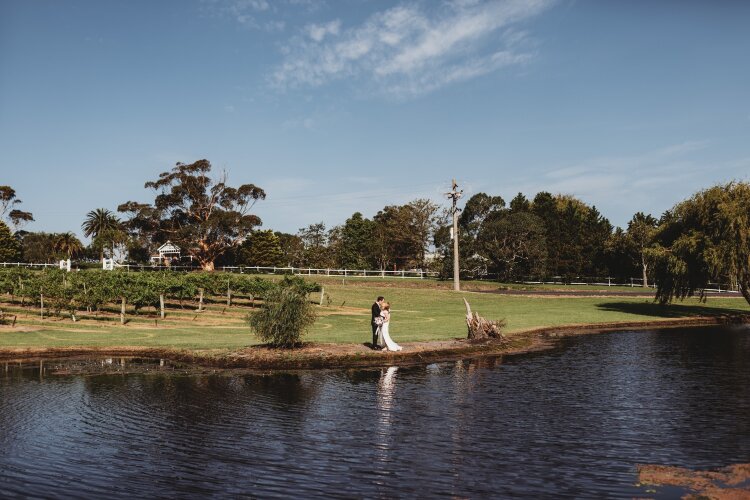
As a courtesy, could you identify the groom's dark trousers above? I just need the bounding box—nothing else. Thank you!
[371,302,381,348]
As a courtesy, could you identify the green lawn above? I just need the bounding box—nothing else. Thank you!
[1,283,747,351]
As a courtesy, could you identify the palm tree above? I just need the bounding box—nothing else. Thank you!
[54,232,83,259]
[82,209,121,261]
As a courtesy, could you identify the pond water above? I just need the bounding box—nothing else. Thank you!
[1,326,749,498]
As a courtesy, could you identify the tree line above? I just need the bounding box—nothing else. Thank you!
[3,163,750,307]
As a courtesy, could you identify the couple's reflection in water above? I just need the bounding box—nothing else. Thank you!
[375,366,399,466]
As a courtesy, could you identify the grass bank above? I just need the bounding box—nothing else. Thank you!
[0,281,748,355]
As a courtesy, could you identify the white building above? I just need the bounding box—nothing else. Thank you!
[149,241,181,266]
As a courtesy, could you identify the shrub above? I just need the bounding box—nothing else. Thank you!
[247,284,317,348]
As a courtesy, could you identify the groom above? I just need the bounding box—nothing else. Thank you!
[371,296,385,349]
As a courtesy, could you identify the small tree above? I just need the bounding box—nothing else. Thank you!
[247,283,317,348]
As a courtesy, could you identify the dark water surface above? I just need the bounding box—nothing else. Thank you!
[1,326,749,498]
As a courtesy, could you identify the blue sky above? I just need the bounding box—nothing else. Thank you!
[1,0,748,239]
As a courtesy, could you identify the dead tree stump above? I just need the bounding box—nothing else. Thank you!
[464,298,506,341]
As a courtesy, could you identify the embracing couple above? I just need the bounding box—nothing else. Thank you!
[371,296,402,352]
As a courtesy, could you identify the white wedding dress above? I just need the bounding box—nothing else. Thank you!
[380,311,402,351]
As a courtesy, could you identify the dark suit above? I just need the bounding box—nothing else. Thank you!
[371,302,382,348]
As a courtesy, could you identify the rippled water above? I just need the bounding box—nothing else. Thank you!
[1,326,749,498]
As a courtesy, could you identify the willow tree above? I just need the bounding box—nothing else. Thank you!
[118,160,265,271]
[650,182,750,305]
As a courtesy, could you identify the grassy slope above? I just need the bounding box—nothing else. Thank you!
[0,282,747,350]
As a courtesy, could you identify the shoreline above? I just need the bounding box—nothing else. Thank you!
[1,315,747,372]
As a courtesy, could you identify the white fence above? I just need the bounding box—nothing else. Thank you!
[0,262,739,290]
[0,262,437,279]
[513,275,739,293]
[220,266,437,279]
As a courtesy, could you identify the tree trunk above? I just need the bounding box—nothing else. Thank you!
[40,294,44,319]
[642,254,649,288]
[198,288,204,312]
[120,297,126,325]
[159,294,165,319]
[739,280,750,307]
[226,285,231,307]
[463,298,506,340]
[201,260,215,272]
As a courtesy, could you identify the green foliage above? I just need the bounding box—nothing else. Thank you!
[603,227,639,281]
[650,182,750,306]
[279,275,321,294]
[247,282,317,348]
[477,211,547,281]
[18,232,61,263]
[0,185,34,232]
[53,232,84,259]
[434,191,613,280]
[372,200,440,270]
[238,230,284,267]
[298,222,333,268]
[275,232,304,267]
[532,193,613,279]
[82,208,121,239]
[0,268,306,319]
[0,221,19,261]
[330,212,377,269]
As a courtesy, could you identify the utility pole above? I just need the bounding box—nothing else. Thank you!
[445,179,463,291]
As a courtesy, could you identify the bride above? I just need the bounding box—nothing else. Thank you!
[380,302,402,352]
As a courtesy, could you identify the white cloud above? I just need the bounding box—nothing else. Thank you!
[271,0,554,98]
[205,0,319,31]
[306,19,341,42]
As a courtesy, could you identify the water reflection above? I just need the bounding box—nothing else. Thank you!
[375,366,398,465]
[1,326,749,498]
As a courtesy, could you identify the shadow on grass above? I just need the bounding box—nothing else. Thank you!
[596,301,750,318]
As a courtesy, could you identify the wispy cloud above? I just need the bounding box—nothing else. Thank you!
[306,19,341,42]
[271,0,554,98]
[204,0,323,31]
